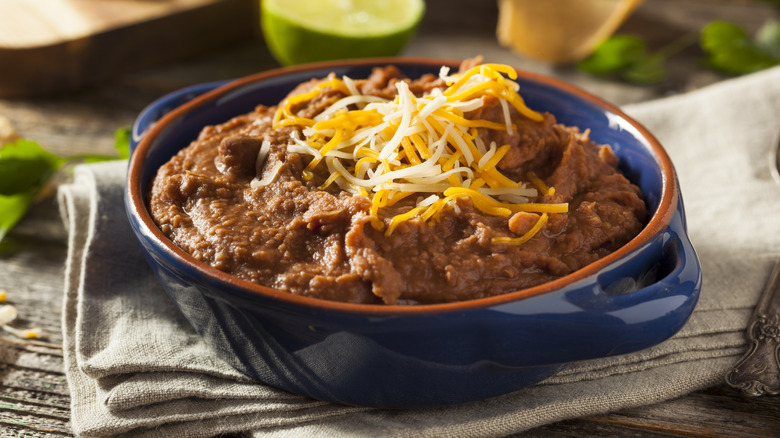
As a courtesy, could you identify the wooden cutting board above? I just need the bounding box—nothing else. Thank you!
[0,0,257,98]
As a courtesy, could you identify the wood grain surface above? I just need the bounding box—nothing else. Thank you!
[0,0,257,98]
[1,0,780,436]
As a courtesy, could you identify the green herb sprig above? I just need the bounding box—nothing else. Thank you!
[701,20,780,75]
[577,33,696,84]
[0,128,130,242]
[578,19,780,84]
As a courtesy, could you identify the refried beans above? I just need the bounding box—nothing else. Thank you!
[149,62,647,305]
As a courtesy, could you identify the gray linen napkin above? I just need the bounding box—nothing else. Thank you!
[59,65,780,437]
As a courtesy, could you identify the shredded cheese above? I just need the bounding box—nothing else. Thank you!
[0,304,16,326]
[250,161,284,189]
[492,213,549,246]
[270,63,569,245]
[2,325,42,339]
[527,171,555,196]
[0,301,43,340]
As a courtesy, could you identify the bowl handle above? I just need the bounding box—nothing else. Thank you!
[589,210,702,356]
[130,81,228,155]
[499,206,702,364]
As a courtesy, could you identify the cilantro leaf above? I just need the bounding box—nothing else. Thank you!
[580,19,780,84]
[577,34,693,85]
[701,20,780,75]
[0,192,35,242]
[757,21,780,59]
[0,140,64,196]
[0,127,130,242]
[0,140,65,241]
[114,127,131,159]
[577,35,646,75]
[621,54,667,85]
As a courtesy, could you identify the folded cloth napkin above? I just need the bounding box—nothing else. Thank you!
[59,65,780,437]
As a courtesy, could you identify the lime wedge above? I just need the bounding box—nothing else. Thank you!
[261,0,425,66]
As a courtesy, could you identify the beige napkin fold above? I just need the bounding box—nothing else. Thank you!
[59,65,780,437]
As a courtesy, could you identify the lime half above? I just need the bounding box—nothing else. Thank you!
[261,0,425,66]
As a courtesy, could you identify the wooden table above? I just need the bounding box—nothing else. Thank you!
[2,0,779,435]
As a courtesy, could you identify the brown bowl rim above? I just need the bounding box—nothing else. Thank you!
[127,56,677,315]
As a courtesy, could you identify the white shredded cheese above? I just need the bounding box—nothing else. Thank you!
[314,94,386,121]
[0,304,17,325]
[269,63,565,240]
[250,161,284,189]
[477,141,498,170]
[417,194,440,207]
[0,302,42,339]
[499,98,514,136]
[255,140,271,173]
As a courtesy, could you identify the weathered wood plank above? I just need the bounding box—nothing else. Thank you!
[0,409,72,435]
[0,0,257,98]
[0,387,70,411]
[0,365,69,397]
[0,397,70,424]
[0,383,73,436]
[524,420,683,437]
[0,346,63,376]
[523,385,780,437]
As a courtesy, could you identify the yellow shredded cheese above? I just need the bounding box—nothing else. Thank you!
[527,171,555,196]
[492,213,549,245]
[0,302,43,339]
[2,325,42,339]
[271,63,569,245]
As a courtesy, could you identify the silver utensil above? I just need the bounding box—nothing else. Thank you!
[725,132,780,396]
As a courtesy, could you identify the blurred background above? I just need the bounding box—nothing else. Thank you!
[1,1,777,95]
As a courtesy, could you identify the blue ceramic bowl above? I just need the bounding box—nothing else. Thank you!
[126,58,701,408]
